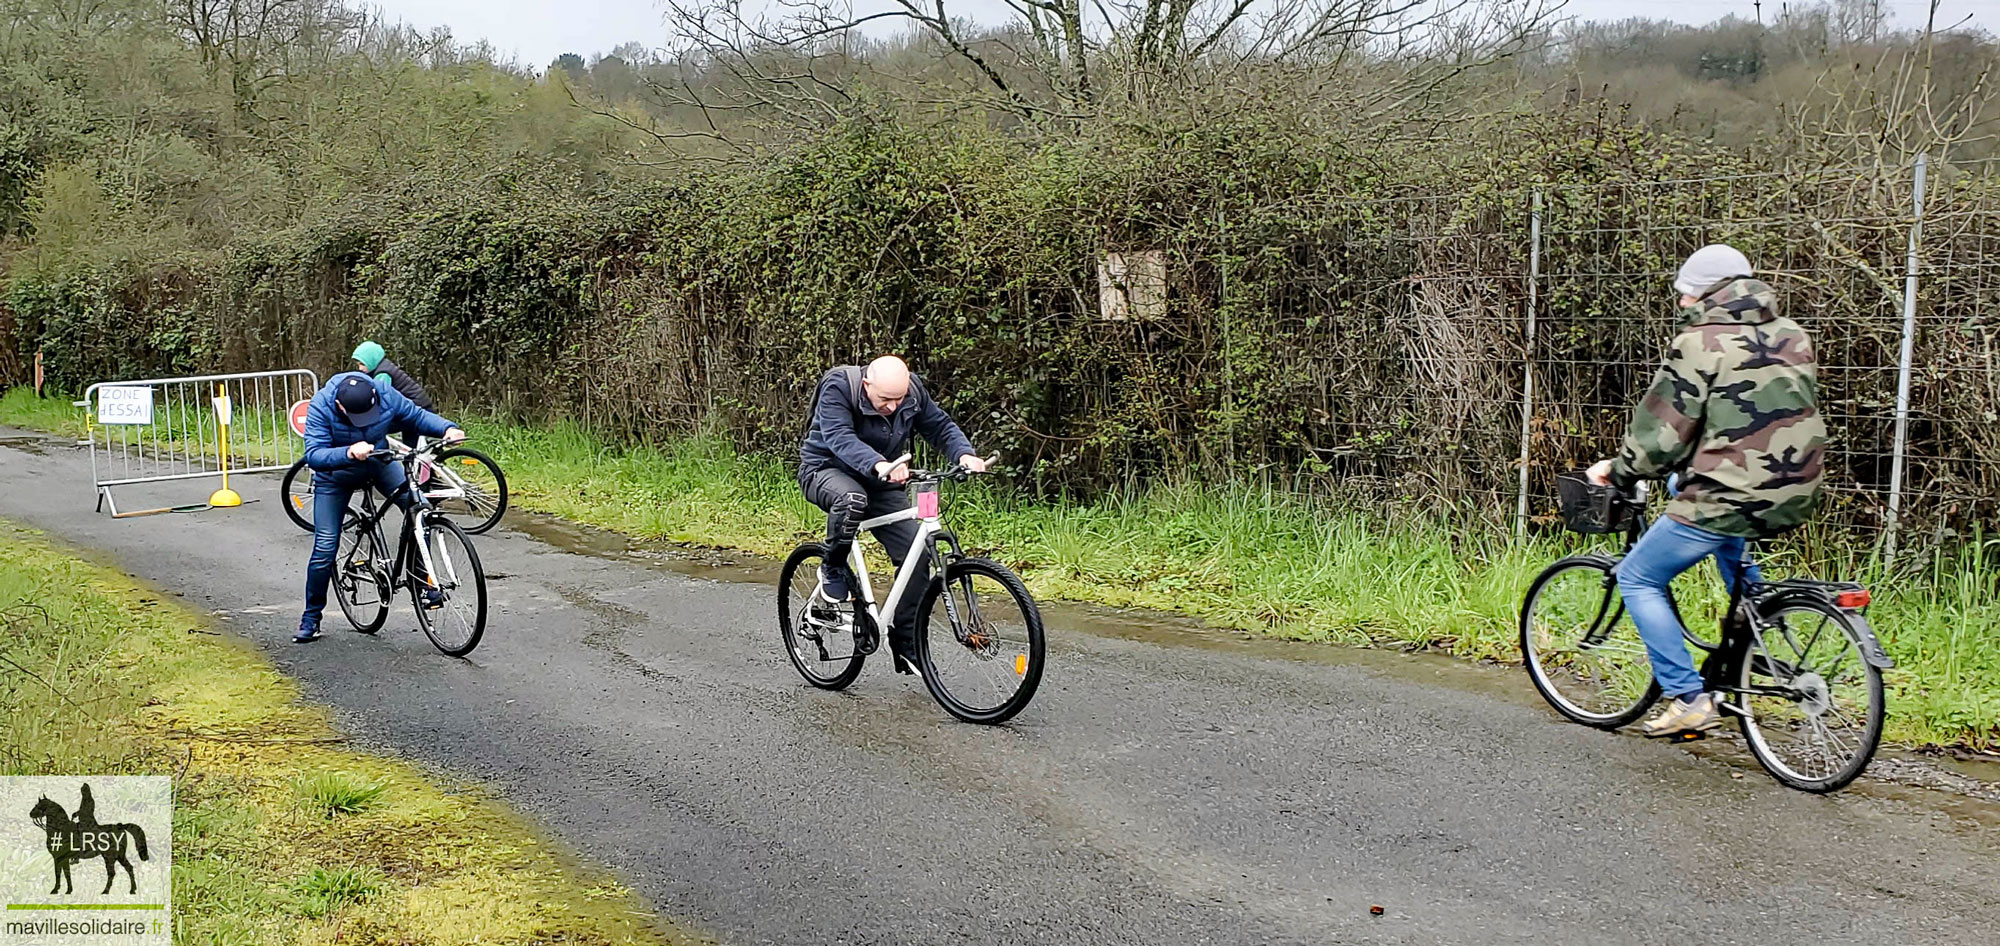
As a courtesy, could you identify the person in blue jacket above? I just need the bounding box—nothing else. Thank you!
[798,355,987,672]
[296,373,464,643]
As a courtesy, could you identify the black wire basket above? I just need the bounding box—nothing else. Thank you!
[1556,472,1638,534]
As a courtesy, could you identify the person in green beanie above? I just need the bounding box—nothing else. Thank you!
[351,341,437,413]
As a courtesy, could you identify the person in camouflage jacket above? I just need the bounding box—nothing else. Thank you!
[1586,244,1829,738]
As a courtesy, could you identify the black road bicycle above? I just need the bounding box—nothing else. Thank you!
[1520,474,1893,793]
[330,442,489,656]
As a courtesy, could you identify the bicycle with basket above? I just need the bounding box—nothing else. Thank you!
[1518,471,1892,792]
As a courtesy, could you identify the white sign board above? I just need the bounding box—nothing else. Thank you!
[96,386,154,426]
[212,395,232,427]
[1097,249,1167,321]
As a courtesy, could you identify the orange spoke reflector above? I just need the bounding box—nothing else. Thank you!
[461,458,479,465]
[1014,654,1027,675]
[1834,589,1871,609]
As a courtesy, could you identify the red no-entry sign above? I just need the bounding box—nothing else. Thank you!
[288,399,311,437]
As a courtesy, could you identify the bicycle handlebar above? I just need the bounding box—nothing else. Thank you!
[878,453,1000,484]
[358,436,471,465]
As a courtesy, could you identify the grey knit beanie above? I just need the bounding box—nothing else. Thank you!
[1674,244,1753,298]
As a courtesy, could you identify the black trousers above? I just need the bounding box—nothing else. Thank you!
[801,466,930,651]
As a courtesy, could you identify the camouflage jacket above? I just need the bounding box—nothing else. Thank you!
[1609,277,1827,537]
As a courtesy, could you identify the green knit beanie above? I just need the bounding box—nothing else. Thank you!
[352,340,386,372]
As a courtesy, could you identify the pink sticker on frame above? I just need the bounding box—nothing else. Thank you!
[916,490,940,519]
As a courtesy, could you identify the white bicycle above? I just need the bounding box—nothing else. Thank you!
[778,456,1047,724]
[284,435,508,535]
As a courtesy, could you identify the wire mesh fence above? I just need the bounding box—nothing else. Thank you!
[1178,156,1977,557]
[1528,163,1914,542]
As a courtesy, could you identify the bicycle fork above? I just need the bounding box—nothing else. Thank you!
[396,512,452,596]
[928,533,987,648]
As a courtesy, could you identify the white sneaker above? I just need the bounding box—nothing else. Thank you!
[1639,692,1723,738]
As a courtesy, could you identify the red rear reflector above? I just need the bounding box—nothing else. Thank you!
[1835,589,1871,609]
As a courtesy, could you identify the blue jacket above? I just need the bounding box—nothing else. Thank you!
[799,366,974,480]
[303,372,455,473]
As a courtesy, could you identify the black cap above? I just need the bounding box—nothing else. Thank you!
[335,375,383,426]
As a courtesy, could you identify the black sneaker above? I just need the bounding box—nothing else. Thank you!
[818,563,853,603]
[421,586,447,610]
[293,623,322,644]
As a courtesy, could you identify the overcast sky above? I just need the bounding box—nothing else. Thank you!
[371,0,1997,70]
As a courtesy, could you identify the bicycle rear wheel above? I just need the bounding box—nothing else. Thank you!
[281,459,315,532]
[412,516,486,656]
[333,518,389,633]
[1736,600,1885,793]
[428,448,508,535]
[1520,556,1660,728]
[778,544,866,690]
[916,558,1045,724]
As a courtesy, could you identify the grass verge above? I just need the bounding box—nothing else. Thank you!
[5,386,1995,749]
[0,516,695,945]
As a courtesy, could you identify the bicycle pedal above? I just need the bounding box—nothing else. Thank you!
[1674,730,1709,742]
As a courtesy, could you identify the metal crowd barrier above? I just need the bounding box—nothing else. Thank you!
[75,369,320,517]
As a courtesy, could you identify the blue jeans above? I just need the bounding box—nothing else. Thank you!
[301,461,415,630]
[1616,517,1762,700]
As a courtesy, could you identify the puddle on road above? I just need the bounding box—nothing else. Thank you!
[373,509,2000,817]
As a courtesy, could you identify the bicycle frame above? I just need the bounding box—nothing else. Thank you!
[844,494,960,636]
[1577,479,1893,695]
[343,457,450,597]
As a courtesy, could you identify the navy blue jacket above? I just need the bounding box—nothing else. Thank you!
[373,357,436,412]
[303,372,455,474]
[799,366,975,480]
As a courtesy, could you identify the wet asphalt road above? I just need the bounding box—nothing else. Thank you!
[2,431,1997,946]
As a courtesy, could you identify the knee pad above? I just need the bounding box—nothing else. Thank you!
[829,491,869,538]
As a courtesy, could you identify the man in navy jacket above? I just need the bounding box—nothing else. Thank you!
[296,373,463,643]
[798,355,985,671]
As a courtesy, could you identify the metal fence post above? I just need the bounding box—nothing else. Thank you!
[1885,154,1928,564]
[1218,208,1236,481]
[1515,189,1543,539]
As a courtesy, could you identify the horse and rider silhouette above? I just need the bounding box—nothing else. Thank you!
[27,783,150,895]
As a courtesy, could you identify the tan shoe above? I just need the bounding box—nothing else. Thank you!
[1639,693,1722,738]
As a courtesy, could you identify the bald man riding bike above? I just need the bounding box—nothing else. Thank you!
[798,356,988,674]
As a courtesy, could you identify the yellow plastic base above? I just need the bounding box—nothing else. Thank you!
[208,488,244,507]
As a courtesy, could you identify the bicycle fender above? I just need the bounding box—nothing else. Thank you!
[1845,613,1896,669]
[1762,587,1896,669]
[1558,552,1624,575]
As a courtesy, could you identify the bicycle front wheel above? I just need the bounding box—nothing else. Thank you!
[1520,556,1660,728]
[429,448,508,535]
[1736,601,1885,793]
[916,558,1045,724]
[333,518,389,634]
[412,516,487,656]
[281,458,315,532]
